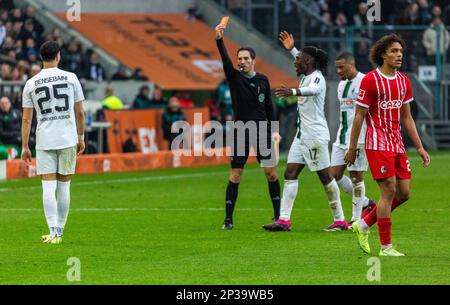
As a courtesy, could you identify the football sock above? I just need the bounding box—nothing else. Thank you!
[42,180,58,236]
[336,176,353,196]
[324,179,345,222]
[351,181,365,221]
[362,198,403,229]
[377,217,392,248]
[337,176,371,207]
[268,179,281,220]
[225,181,239,221]
[279,180,298,221]
[56,180,71,236]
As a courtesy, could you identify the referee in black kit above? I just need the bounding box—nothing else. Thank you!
[215,22,281,230]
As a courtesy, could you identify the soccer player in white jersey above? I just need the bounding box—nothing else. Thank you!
[331,52,376,225]
[21,41,86,244]
[263,31,347,232]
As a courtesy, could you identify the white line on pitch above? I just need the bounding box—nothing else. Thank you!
[0,207,446,212]
[0,168,261,193]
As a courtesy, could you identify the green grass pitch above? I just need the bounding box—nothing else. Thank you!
[0,151,449,284]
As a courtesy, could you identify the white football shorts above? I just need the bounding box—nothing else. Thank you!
[36,146,77,175]
[287,137,330,171]
[330,143,368,171]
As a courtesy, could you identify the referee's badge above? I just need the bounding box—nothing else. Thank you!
[258,93,265,103]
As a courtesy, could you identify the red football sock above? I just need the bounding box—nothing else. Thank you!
[362,198,404,227]
[377,217,392,247]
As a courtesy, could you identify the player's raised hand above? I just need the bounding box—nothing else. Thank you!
[215,24,225,40]
[21,147,32,166]
[279,31,294,51]
[417,147,430,168]
[274,85,293,98]
[344,148,356,167]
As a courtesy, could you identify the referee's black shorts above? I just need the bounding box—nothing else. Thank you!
[230,124,275,168]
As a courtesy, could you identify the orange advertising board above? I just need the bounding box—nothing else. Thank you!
[104,108,210,153]
[3,150,256,180]
[57,13,298,90]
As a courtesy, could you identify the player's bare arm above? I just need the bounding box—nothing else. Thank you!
[75,101,86,155]
[344,105,368,166]
[21,107,34,166]
[400,103,430,168]
[279,31,295,51]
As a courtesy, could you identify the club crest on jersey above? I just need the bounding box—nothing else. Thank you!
[258,93,265,103]
[380,100,402,109]
[381,166,387,174]
[357,89,365,100]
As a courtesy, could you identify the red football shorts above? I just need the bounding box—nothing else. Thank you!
[365,150,412,180]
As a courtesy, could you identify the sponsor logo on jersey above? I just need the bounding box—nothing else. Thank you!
[357,89,366,100]
[381,166,387,174]
[379,100,402,110]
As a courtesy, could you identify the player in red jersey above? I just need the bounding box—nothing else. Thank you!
[344,34,430,256]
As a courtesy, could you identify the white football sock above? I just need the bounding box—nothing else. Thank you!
[351,181,365,221]
[279,180,298,221]
[359,219,370,232]
[336,175,353,196]
[42,180,58,235]
[324,179,345,222]
[57,180,71,236]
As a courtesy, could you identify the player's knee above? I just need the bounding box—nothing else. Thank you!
[381,181,397,199]
[284,168,297,180]
[318,172,333,185]
[230,170,243,183]
[265,171,278,182]
[397,191,410,203]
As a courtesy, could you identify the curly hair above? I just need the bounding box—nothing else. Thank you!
[302,46,328,72]
[369,34,406,67]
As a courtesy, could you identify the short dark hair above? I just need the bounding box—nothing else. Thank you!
[39,41,60,62]
[336,51,355,63]
[369,34,406,67]
[237,47,256,59]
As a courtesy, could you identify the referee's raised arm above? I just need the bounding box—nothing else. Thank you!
[215,23,236,80]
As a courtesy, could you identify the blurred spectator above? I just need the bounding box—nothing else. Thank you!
[185,7,203,22]
[102,85,124,110]
[398,2,420,25]
[19,19,40,44]
[24,6,44,36]
[111,65,130,80]
[334,12,348,51]
[0,96,22,147]
[176,91,194,108]
[149,85,167,108]
[422,5,450,64]
[0,63,12,80]
[132,85,152,109]
[61,39,84,76]
[417,0,432,25]
[215,79,233,122]
[0,20,6,46]
[355,41,372,72]
[162,97,186,147]
[131,67,148,81]
[85,51,105,81]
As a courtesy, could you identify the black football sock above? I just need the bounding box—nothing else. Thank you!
[225,181,239,221]
[268,179,281,220]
